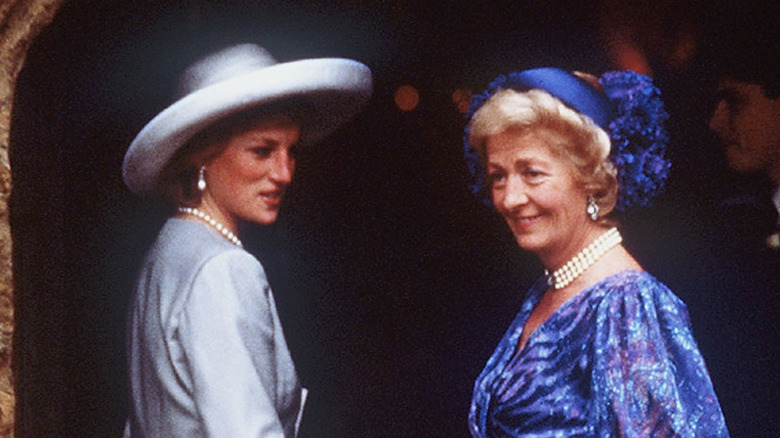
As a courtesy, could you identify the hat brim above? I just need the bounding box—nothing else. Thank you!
[122,57,372,194]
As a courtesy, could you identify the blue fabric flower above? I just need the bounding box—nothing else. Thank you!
[600,70,670,211]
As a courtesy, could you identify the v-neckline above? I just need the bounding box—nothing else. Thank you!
[510,269,641,360]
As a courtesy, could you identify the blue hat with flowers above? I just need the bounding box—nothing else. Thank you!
[464,67,670,212]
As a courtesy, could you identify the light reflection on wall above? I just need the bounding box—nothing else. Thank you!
[394,84,420,111]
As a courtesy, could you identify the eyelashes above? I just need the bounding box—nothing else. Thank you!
[485,168,546,189]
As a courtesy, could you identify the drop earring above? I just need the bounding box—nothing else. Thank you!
[586,195,600,221]
[197,165,207,192]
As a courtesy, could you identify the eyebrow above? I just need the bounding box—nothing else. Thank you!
[246,133,284,144]
[486,157,542,169]
[714,87,740,101]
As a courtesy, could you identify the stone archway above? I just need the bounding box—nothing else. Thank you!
[1,0,65,436]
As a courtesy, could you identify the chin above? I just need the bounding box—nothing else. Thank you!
[726,149,760,173]
[248,210,279,226]
[258,215,279,226]
[513,235,544,253]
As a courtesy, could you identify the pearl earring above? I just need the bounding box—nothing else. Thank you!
[197,166,207,192]
[586,195,600,221]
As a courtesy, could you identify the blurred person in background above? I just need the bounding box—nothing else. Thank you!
[701,17,780,435]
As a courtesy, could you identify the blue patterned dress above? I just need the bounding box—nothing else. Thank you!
[469,270,729,437]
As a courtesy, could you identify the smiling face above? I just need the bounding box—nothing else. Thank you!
[709,79,780,183]
[199,115,300,229]
[486,128,598,267]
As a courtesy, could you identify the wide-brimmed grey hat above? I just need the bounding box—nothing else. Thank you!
[122,43,373,194]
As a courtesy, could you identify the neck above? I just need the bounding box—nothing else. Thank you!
[770,166,780,187]
[769,163,780,186]
[540,226,606,271]
[177,206,243,247]
[196,195,239,236]
[543,227,622,290]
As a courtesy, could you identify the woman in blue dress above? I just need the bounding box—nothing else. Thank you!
[122,44,372,437]
[463,68,729,437]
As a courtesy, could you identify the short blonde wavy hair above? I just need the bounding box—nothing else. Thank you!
[466,88,619,218]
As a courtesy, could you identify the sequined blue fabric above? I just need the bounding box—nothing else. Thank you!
[469,270,729,437]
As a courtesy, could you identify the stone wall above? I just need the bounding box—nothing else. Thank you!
[0,0,64,436]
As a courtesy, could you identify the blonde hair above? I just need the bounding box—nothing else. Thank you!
[467,88,619,217]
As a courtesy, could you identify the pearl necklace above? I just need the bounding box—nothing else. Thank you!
[177,207,243,248]
[544,227,622,290]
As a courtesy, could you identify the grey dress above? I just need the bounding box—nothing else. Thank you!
[125,218,302,437]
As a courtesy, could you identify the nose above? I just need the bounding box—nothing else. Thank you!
[496,174,529,210]
[270,150,294,184]
[708,101,727,135]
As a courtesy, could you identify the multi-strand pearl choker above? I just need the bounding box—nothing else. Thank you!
[177,207,243,248]
[544,227,622,290]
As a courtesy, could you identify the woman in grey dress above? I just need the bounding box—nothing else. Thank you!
[121,43,372,437]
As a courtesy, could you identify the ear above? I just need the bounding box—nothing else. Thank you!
[189,148,215,169]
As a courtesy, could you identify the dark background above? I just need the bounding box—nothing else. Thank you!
[10,0,778,436]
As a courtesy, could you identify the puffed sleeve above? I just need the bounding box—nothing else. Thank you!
[175,249,299,437]
[591,278,729,437]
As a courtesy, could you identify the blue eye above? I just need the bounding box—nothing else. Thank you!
[522,168,548,184]
[524,168,542,177]
[486,172,506,187]
[716,90,745,112]
[252,146,273,158]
